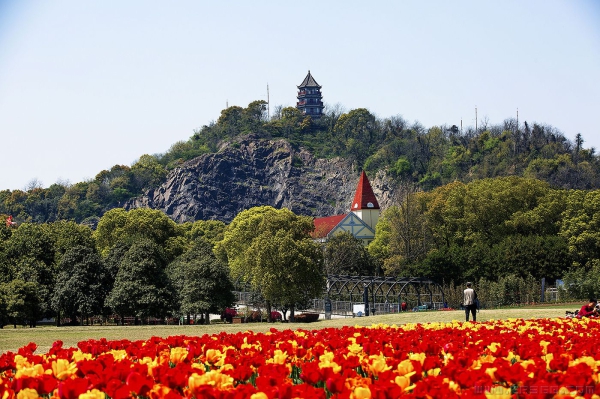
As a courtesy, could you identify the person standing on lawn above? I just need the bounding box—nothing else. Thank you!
[464,282,478,322]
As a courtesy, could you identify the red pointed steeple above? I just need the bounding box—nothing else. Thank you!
[351,171,380,211]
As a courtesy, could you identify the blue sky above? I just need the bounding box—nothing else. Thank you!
[1,1,599,191]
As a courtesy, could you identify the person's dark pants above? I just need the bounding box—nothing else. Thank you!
[465,304,477,321]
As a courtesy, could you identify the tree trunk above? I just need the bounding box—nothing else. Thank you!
[290,306,295,322]
[266,300,272,322]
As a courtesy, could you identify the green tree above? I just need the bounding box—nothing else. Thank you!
[243,100,268,127]
[103,241,130,282]
[215,206,280,271]
[559,190,600,266]
[131,154,168,191]
[246,229,324,321]
[56,182,90,221]
[368,209,392,275]
[0,215,13,243]
[563,260,600,300]
[424,177,551,246]
[105,239,174,324]
[268,106,303,139]
[167,239,234,324]
[94,208,180,257]
[0,285,7,327]
[383,188,430,276]
[93,208,128,255]
[4,222,54,268]
[10,257,55,321]
[323,231,375,276]
[216,206,321,320]
[216,106,244,137]
[490,235,569,281]
[0,279,42,328]
[281,106,303,121]
[334,108,379,164]
[48,220,94,266]
[3,223,56,319]
[51,246,107,325]
[183,220,226,245]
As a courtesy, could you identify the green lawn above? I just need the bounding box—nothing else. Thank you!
[0,304,577,354]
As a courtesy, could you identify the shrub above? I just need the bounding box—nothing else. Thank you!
[270,311,282,321]
[247,310,267,322]
[220,307,237,323]
[294,313,320,323]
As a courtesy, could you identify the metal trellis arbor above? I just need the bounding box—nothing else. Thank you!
[232,274,445,317]
[321,275,446,316]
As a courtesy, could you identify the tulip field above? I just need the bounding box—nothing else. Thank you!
[2,316,600,398]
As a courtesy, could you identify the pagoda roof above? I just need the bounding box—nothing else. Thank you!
[312,214,348,238]
[351,171,380,211]
[297,70,321,88]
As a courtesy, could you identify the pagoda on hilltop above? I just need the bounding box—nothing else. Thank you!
[297,70,324,119]
[312,171,380,245]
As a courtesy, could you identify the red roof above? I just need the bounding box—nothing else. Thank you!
[351,171,380,211]
[312,214,348,238]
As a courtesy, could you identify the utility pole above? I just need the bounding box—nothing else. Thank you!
[513,108,519,155]
[267,84,270,120]
[475,106,478,133]
[514,108,518,155]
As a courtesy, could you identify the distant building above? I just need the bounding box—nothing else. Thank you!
[312,171,380,245]
[297,70,324,119]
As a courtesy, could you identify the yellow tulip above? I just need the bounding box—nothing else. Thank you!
[16,388,39,399]
[51,358,76,380]
[367,353,391,376]
[350,386,371,399]
[397,359,415,375]
[78,389,105,399]
[188,370,234,390]
[15,364,45,379]
[170,347,188,364]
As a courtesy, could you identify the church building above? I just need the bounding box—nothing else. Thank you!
[312,171,380,245]
[297,70,324,119]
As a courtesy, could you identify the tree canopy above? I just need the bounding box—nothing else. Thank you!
[368,176,593,284]
[105,238,174,322]
[167,239,235,321]
[324,231,376,276]
[216,206,323,320]
[51,245,107,325]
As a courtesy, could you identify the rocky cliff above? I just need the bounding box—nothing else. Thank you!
[125,136,395,223]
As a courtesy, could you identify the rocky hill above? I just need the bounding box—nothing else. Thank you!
[125,135,395,223]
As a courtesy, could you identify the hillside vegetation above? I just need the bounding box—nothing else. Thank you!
[1,100,598,224]
[1,102,599,328]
